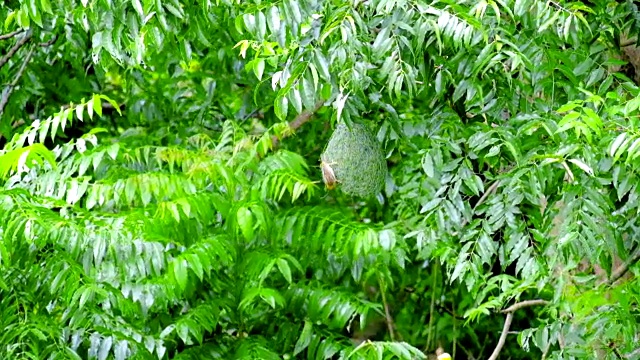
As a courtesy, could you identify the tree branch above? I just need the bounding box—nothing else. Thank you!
[39,35,58,47]
[0,32,58,123]
[425,262,439,352]
[0,29,25,41]
[488,299,549,360]
[378,278,396,342]
[0,46,35,119]
[488,312,513,360]
[459,180,500,228]
[501,299,549,313]
[0,29,33,70]
[607,247,640,285]
[271,99,325,148]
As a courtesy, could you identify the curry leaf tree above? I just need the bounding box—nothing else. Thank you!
[1,0,639,359]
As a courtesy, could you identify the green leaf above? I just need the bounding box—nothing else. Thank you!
[293,320,313,356]
[173,259,189,291]
[259,288,284,309]
[27,0,42,27]
[40,0,53,14]
[237,206,254,240]
[610,133,627,158]
[274,95,289,120]
[289,88,303,114]
[98,336,113,360]
[92,94,103,116]
[254,58,266,81]
[276,258,292,284]
[267,6,281,33]
[539,10,560,33]
[556,101,582,113]
[132,0,144,17]
[188,254,204,281]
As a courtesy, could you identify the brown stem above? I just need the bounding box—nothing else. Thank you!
[0,29,33,70]
[39,35,58,47]
[488,299,549,360]
[609,342,624,360]
[488,312,513,360]
[475,180,500,210]
[0,46,35,118]
[607,247,640,285]
[541,342,551,359]
[378,277,396,341]
[500,299,549,313]
[548,0,568,11]
[620,38,637,48]
[0,29,25,41]
[425,262,439,352]
[271,100,324,148]
[459,180,500,228]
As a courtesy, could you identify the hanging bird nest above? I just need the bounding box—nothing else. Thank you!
[320,121,387,198]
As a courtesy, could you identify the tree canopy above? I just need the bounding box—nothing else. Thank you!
[0,0,639,359]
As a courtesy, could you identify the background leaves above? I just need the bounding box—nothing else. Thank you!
[1,0,640,359]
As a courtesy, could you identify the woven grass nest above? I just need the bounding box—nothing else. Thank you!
[320,121,387,198]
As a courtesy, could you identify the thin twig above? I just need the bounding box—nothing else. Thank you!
[459,180,500,228]
[621,40,637,48]
[378,277,396,341]
[0,29,25,41]
[459,346,477,360]
[475,180,501,211]
[620,35,637,48]
[425,262,439,352]
[501,299,549,313]
[609,342,624,360]
[0,29,33,70]
[548,0,569,13]
[488,312,514,360]
[452,292,457,359]
[478,333,489,357]
[488,299,549,360]
[0,46,35,118]
[271,99,325,148]
[607,247,640,285]
[39,35,58,47]
[541,342,551,359]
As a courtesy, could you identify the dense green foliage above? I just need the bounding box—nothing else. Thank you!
[1,0,640,359]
